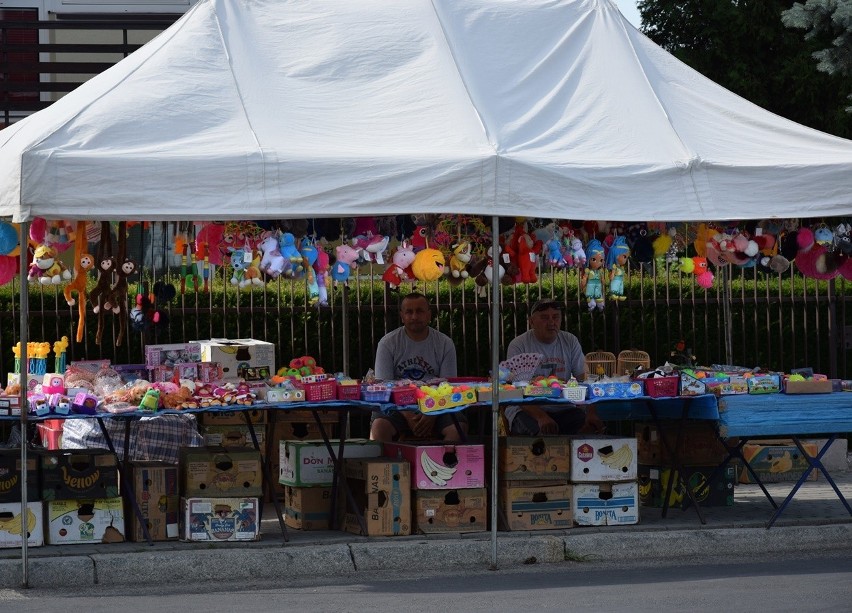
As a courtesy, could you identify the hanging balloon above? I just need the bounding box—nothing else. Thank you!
[0,255,17,285]
[0,222,18,255]
[29,217,46,244]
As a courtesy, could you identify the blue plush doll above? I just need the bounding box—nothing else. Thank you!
[581,239,606,311]
[606,236,630,302]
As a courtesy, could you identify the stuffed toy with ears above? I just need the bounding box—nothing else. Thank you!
[448,241,473,282]
[63,221,94,343]
[411,248,446,282]
[331,243,360,283]
[382,241,416,290]
[795,227,840,280]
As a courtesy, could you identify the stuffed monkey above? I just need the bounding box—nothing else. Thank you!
[63,221,94,343]
[89,222,115,346]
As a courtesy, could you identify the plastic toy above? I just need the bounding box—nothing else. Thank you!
[606,236,630,301]
[581,239,606,311]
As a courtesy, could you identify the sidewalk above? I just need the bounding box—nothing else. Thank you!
[2,468,851,589]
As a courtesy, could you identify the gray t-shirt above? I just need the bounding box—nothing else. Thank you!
[374,327,457,381]
[504,330,585,426]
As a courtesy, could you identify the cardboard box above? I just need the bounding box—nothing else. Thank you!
[497,436,571,481]
[635,422,728,466]
[498,481,572,531]
[739,442,819,483]
[418,389,477,413]
[268,422,338,500]
[195,338,275,382]
[202,425,266,450]
[0,450,39,503]
[199,409,268,426]
[180,497,259,542]
[340,458,410,536]
[144,343,202,370]
[283,486,333,530]
[572,482,639,526]
[638,464,736,509]
[784,379,833,394]
[127,462,179,542]
[413,488,487,533]
[38,449,120,501]
[180,447,263,497]
[278,439,382,487]
[570,436,637,482]
[384,441,485,490]
[266,388,306,403]
[46,497,126,544]
[476,386,525,402]
[274,408,338,423]
[679,372,706,396]
[747,374,781,394]
[0,501,43,548]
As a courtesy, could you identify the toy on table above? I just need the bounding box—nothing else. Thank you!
[138,388,161,412]
[606,236,630,302]
[29,342,51,376]
[581,239,606,311]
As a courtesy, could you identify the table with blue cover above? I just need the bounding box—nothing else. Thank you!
[718,393,852,527]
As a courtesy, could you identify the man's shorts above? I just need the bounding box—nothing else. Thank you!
[509,407,585,436]
[371,409,468,440]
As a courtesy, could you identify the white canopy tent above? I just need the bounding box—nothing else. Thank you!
[2,0,852,223]
[3,0,852,582]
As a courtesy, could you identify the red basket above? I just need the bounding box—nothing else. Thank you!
[643,376,679,398]
[390,385,418,406]
[337,383,361,401]
[303,380,337,402]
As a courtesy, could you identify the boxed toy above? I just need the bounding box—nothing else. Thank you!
[638,464,736,509]
[0,501,43,548]
[635,421,728,466]
[195,338,275,382]
[572,482,639,526]
[127,462,179,542]
[283,486,333,530]
[747,374,781,394]
[180,497,259,542]
[739,441,819,483]
[45,497,126,544]
[144,343,201,370]
[418,389,477,413]
[570,436,637,482]
[704,376,748,395]
[383,441,485,490]
[278,439,382,487]
[498,481,572,531]
[679,372,706,396]
[37,449,120,501]
[497,436,571,480]
[586,380,644,399]
[412,488,487,534]
[0,449,38,503]
[180,447,263,497]
[340,458,410,537]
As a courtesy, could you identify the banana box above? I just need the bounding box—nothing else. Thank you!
[267,422,338,501]
[340,458,411,536]
[413,488,487,534]
[45,497,126,544]
[572,482,639,526]
[180,447,263,497]
[738,441,818,484]
[180,497,259,542]
[0,449,38,503]
[638,464,736,509]
[279,439,382,487]
[194,338,275,382]
[202,425,266,450]
[496,436,571,481]
[127,462,179,542]
[383,442,485,490]
[0,501,43,548]
[37,449,120,501]
[283,486,333,530]
[199,409,268,426]
[635,422,729,466]
[498,481,572,531]
[570,436,637,482]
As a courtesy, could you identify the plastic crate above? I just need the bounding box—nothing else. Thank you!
[337,383,361,401]
[390,386,418,406]
[562,385,588,402]
[361,385,391,403]
[303,380,337,402]
[643,376,679,398]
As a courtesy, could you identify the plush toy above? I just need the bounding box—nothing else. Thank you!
[545,235,567,268]
[679,256,715,289]
[352,233,390,265]
[382,241,416,290]
[278,232,303,276]
[89,222,116,346]
[331,243,360,283]
[469,244,507,297]
[410,224,429,252]
[29,243,71,285]
[258,233,288,279]
[411,247,446,281]
[195,222,225,266]
[795,227,840,280]
[448,241,472,280]
[228,246,250,286]
[313,243,331,305]
[581,239,606,311]
[567,237,586,269]
[606,236,630,301]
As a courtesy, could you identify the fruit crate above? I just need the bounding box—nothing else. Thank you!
[303,380,337,402]
[643,376,680,398]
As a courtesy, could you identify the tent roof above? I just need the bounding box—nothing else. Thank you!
[1,0,852,223]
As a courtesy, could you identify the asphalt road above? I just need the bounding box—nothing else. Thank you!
[2,552,851,612]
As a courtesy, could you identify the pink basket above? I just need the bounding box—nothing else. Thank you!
[643,376,679,398]
[390,386,418,406]
[303,380,337,402]
[337,383,361,401]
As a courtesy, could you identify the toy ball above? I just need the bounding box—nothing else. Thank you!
[299,366,313,376]
[411,248,446,282]
[0,222,18,256]
[302,356,317,368]
[289,358,304,369]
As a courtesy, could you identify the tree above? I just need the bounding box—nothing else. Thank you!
[637,0,852,138]
[782,0,852,111]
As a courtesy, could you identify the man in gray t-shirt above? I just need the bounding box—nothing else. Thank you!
[370,292,467,441]
[504,299,604,435]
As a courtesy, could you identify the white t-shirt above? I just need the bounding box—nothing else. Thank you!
[374,327,457,381]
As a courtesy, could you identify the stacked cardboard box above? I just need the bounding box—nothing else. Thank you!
[126,462,179,542]
[269,410,339,503]
[339,457,411,536]
[0,449,42,548]
[570,436,639,527]
[384,441,486,534]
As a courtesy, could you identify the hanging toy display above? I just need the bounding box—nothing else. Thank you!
[382,240,416,290]
[258,231,288,279]
[544,229,568,268]
[679,256,715,289]
[606,235,630,302]
[89,222,116,346]
[312,241,331,305]
[330,243,360,284]
[278,232,304,276]
[102,222,136,347]
[448,241,472,281]
[794,226,840,280]
[28,242,72,285]
[581,239,606,311]
[411,246,446,282]
[504,219,542,284]
[63,221,94,343]
[351,232,390,265]
[227,242,264,288]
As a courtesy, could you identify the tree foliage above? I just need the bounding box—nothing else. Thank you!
[637,0,852,137]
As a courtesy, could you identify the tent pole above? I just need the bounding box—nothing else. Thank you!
[721,266,733,364]
[18,220,29,588]
[489,215,500,569]
[342,284,349,375]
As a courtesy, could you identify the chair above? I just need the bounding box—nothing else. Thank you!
[585,351,617,379]
[616,350,651,376]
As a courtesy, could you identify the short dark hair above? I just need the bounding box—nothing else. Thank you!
[529,299,563,315]
[401,292,431,309]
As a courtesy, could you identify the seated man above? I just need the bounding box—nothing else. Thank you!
[370,292,467,442]
[505,299,604,436]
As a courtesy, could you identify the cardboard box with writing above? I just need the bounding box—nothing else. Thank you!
[498,481,572,531]
[570,436,637,482]
[195,338,275,382]
[180,497,259,542]
[45,497,126,545]
[199,409,268,426]
[572,482,639,526]
[340,458,410,536]
[635,422,729,466]
[283,485,333,530]
[496,436,571,481]
[278,439,382,487]
[0,501,43,548]
[739,441,819,483]
[0,449,38,503]
[638,464,736,509]
[268,422,338,500]
[127,462,179,542]
[413,488,487,534]
[384,441,485,490]
[180,447,263,497]
[202,424,266,450]
[37,449,120,501]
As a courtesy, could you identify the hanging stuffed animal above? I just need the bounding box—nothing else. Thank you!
[469,244,507,297]
[278,232,304,276]
[567,236,586,269]
[679,257,715,289]
[411,247,446,282]
[330,244,360,284]
[352,232,390,265]
[313,242,331,305]
[448,241,472,280]
[228,246,263,287]
[102,222,135,347]
[258,232,288,279]
[63,221,94,343]
[794,226,840,280]
[299,237,320,303]
[28,243,71,285]
[581,239,606,311]
[606,236,630,302]
[89,222,116,346]
[382,241,416,290]
[544,233,567,268]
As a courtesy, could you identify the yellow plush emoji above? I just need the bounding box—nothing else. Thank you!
[411,248,446,281]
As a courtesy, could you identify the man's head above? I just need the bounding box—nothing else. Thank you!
[528,299,563,344]
[400,292,432,340]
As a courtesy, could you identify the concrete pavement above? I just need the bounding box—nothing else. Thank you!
[2,468,851,589]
